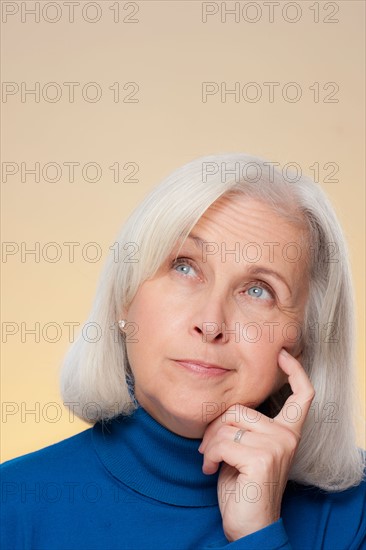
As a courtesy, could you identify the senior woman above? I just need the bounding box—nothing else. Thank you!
[1,153,365,549]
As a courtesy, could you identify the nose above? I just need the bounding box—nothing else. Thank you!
[191,290,231,343]
[193,322,227,343]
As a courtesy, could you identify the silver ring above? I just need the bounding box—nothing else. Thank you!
[233,429,246,444]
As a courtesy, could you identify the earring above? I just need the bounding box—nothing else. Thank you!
[118,319,127,332]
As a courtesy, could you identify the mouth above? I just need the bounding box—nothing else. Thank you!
[173,359,231,376]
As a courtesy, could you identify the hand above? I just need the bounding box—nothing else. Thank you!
[197,348,315,542]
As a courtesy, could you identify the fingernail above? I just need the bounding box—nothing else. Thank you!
[280,348,289,357]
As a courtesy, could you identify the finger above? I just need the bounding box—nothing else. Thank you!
[202,436,287,477]
[199,404,259,454]
[202,438,251,475]
[201,425,247,474]
[201,426,292,474]
[199,403,286,454]
[274,348,315,433]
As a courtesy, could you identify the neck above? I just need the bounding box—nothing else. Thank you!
[92,403,220,506]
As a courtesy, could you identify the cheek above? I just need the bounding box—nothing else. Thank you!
[127,280,181,326]
[242,326,290,389]
[251,347,281,385]
[281,322,303,355]
[123,285,174,374]
[254,315,303,355]
[125,288,170,343]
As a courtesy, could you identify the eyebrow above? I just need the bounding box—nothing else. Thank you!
[185,233,292,296]
[186,233,210,248]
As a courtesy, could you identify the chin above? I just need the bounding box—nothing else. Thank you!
[142,395,217,437]
[165,399,213,425]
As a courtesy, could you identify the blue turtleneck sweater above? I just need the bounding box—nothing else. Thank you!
[1,404,365,549]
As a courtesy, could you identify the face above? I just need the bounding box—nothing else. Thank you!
[121,196,310,438]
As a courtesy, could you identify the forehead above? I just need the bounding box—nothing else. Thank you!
[194,195,307,245]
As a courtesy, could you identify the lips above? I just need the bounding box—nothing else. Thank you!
[175,359,229,370]
[173,359,231,376]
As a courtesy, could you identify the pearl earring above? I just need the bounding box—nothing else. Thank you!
[118,319,127,331]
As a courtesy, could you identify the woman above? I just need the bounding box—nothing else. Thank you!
[1,153,365,549]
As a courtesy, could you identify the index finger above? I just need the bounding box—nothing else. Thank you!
[274,348,315,434]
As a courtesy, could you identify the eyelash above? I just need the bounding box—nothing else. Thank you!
[170,257,276,301]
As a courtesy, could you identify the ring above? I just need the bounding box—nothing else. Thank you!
[233,429,246,444]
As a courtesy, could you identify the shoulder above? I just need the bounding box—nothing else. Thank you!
[0,426,93,480]
[283,452,366,549]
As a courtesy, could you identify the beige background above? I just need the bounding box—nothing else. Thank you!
[1,0,365,461]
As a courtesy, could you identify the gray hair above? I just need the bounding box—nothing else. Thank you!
[59,152,365,491]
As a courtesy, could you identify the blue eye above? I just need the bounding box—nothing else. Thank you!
[171,258,275,302]
[246,285,273,300]
[171,258,197,277]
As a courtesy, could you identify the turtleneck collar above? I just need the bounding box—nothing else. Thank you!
[91,404,220,507]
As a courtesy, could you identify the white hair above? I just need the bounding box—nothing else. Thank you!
[59,152,365,491]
